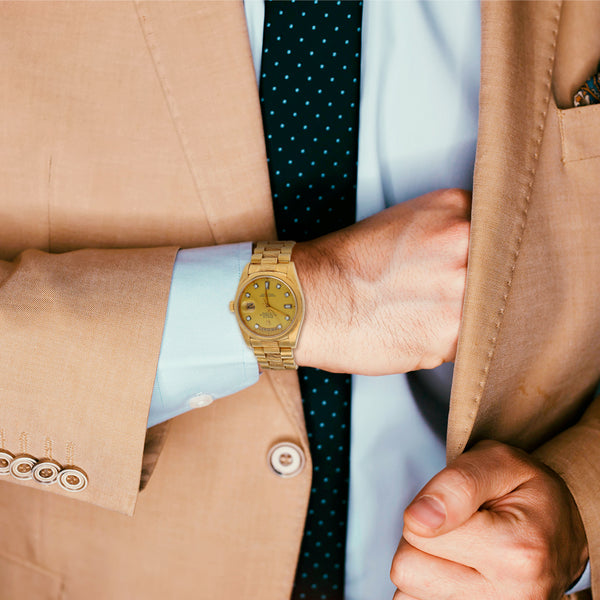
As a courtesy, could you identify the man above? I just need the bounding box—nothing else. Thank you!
[0,2,598,599]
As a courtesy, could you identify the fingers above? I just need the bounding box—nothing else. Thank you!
[402,509,500,569]
[390,538,487,599]
[396,443,590,599]
[403,441,536,537]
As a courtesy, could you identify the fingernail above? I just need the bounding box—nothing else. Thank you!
[407,495,446,529]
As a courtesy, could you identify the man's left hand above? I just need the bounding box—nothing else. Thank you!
[390,440,588,599]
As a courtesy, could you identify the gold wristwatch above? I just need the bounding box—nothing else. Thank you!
[230,241,305,370]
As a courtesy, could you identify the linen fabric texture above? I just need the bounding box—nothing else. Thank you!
[0,2,599,599]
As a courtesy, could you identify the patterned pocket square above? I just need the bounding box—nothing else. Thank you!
[573,61,600,107]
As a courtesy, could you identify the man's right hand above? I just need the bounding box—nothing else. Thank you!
[292,188,470,375]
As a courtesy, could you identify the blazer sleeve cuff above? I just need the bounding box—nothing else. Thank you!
[533,391,600,600]
[0,247,178,516]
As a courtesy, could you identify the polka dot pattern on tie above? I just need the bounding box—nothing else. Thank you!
[260,2,363,599]
[260,0,362,241]
[293,371,352,600]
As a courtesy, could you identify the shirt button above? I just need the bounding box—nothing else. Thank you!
[10,455,37,480]
[0,450,15,475]
[268,442,306,478]
[188,393,215,409]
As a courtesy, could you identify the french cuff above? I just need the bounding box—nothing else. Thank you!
[148,243,257,427]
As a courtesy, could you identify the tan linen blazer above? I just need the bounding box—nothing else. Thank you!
[0,1,599,599]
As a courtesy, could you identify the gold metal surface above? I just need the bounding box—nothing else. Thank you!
[232,241,304,369]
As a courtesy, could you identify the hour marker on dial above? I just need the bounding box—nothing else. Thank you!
[253,283,259,288]
[285,316,291,321]
[284,304,292,309]
[276,284,282,289]
[265,281,270,289]
[246,316,251,321]
[245,293,251,297]
[254,324,259,329]
[285,292,290,297]
[277,324,282,329]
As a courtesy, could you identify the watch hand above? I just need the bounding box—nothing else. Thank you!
[267,305,286,317]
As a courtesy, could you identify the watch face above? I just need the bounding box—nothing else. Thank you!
[238,276,298,338]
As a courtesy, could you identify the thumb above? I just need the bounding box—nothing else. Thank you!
[404,441,535,537]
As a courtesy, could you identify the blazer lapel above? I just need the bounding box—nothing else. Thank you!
[134,2,313,475]
[134,0,276,244]
[447,0,563,461]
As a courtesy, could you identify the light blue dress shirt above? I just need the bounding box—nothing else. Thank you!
[149,1,590,596]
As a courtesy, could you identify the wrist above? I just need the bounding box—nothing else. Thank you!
[292,240,347,371]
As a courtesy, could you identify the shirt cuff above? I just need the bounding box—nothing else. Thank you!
[566,560,591,594]
[148,243,257,427]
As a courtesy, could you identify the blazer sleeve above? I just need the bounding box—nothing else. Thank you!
[533,390,600,600]
[0,246,178,515]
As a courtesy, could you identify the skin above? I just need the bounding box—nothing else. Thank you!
[293,187,471,375]
[392,441,589,599]
[286,189,588,597]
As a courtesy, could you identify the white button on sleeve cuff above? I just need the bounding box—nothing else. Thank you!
[148,243,258,428]
[187,393,215,409]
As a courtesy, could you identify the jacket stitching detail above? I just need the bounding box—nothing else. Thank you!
[133,2,218,245]
[470,1,563,435]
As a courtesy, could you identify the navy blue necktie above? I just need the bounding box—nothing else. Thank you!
[260,2,363,598]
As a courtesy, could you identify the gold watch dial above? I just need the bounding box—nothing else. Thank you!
[238,276,298,337]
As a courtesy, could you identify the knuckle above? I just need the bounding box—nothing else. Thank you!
[441,187,471,211]
[478,441,534,475]
[449,220,471,256]
[515,543,551,582]
[474,439,519,461]
[453,266,468,299]
[439,267,467,305]
[435,309,460,358]
[390,543,419,590]
[439,466,480,503]
[448,218,471,239]
[438,221,470,267]
[473,439,502,450]
[389,556,408,588]
[505,527,553,584]
[417,354,445,371]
